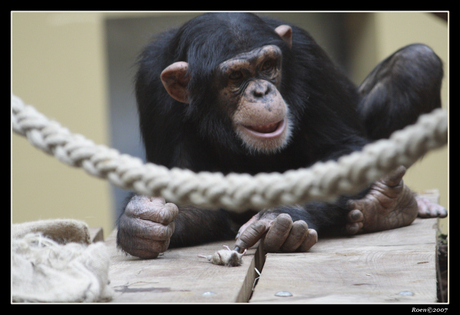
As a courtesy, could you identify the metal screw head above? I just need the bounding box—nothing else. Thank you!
[275,291,293,297]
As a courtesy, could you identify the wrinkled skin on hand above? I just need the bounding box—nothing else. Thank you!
[117,196,179,259]
[346,166,447,235]
[234,212,318,253]
[346,166,418,235]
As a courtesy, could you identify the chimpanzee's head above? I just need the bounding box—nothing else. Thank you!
[159,13,294,154]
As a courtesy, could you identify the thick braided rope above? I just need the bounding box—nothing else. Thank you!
[12,95,448,211]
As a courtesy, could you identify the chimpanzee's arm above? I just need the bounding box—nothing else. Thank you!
[357,44,443,140]
[169,206,236,248]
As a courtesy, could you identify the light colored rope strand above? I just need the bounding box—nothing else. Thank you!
[12,95,448,211]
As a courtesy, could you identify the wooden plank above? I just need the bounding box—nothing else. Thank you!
[104,229,258,303]
[250,218,438,303]
[89,227,104,243]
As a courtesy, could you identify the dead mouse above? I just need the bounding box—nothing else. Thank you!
[198,245,247,267]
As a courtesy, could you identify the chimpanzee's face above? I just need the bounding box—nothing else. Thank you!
[159,24,294,155]
[214,45,292,154]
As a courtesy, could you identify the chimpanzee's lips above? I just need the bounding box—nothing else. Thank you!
[247,121,280,133]
[242,118,286,138]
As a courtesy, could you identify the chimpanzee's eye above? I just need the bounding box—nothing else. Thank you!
[229,71,243,80]
[261,60,275,72]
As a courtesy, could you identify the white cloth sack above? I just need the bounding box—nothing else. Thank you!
[12,219,113,302]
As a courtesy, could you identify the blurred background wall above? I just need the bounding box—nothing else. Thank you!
[12,12,448,237]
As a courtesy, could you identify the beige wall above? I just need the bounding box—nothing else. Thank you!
[12,12,448,236]
[12,12,113,235]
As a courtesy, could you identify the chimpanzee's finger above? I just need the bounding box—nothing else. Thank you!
[279,220,309,252]
[234,220,270,251]
[347,209,363,223]
[263,213,293,252]
[297,229,318,252]
[381,165,407,187]
[235,213,261,239]
[116,218,174,259]
[126,196,179,225]
[130,219,175,242]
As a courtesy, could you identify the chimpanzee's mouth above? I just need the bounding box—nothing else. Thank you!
[246,121,281,133]
[242,118,286,138]
[236,116,292,154]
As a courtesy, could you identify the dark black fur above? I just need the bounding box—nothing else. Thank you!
[135,13,366,174]
[357,43,443,140]
[118,13,442,252]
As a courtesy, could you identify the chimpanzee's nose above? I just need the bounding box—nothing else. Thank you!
[252,82,272,98]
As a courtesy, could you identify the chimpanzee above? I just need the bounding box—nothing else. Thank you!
[117,13,445,259]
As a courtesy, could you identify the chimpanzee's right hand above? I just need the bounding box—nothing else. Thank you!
[234,211,318,253]
[117,195,179,259]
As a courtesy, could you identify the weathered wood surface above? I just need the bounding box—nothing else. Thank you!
[104,218,438,303]
[250,218,438,303]
[105,230,259,303]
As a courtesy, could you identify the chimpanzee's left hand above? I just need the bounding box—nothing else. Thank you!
[234,211,318,253]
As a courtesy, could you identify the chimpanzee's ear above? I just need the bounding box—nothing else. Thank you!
[274,25,292,49]
[160,61,190,103]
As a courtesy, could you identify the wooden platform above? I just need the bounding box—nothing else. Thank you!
[104,218,439,303]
